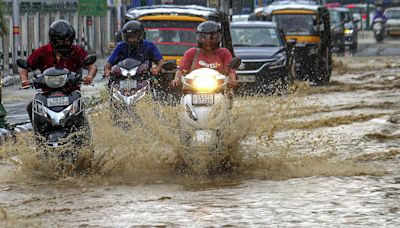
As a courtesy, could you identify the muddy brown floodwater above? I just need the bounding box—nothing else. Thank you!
[0,56,400,227]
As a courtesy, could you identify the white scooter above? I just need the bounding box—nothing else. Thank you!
[372,18,385,43]
[179,58,241,150]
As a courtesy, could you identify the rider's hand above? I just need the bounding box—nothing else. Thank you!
[150,67,160,76]
[104,69,111,78]
[83,76,93,85]
[228,79,238,88]
[171,78,181,87]
[21,80,30,89]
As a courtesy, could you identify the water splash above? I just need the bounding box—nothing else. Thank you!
[0,88,387,184]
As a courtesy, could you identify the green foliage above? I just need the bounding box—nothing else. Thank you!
[0,2,7,36]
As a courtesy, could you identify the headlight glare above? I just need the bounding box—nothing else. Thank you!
[193,76,218,91]
[344,29,353,35]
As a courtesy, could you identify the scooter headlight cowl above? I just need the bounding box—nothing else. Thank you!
[44,74,68,88]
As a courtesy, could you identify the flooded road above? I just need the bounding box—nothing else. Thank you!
[1,50,400,226]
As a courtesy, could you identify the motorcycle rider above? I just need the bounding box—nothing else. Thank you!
[171,21,237,87]
[372,7,388,24]
[19,19,98,121]
[104,20,165,77]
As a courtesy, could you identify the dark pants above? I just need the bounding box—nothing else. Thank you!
[27,101,33,123]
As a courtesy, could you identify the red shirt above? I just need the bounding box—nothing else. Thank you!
[179,48,235,75]
[27,44,88,92]
[27,43,88,73]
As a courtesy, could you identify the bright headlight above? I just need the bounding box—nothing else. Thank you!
[193,76,218,91]
[44,74,68,88]
[121,67,138,77]
[344,29,353,35]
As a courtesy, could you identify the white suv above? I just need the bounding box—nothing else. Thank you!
[385,7,400,36]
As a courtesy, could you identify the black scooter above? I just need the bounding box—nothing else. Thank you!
[17,55,96,168]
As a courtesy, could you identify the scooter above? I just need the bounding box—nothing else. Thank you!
[108,58,157,127]
[16,55,96,168]
[178,58,241,150]
[373,18,385,43]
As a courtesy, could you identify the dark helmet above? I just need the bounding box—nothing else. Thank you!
[376,7,384,14]
[122,20,145,49]
[49,20,75,56]
[196,21,221,50]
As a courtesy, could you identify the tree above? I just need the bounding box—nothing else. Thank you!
[0,2,8,129]
[0,2,7,36]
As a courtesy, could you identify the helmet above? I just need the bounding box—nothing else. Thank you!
[49,20,75,56]
[196,21,221,50]
[122,20,145,50]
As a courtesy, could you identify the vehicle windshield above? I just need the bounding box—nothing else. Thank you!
[385,10,400,19]
[272,14,316,35]
[142,21,199,56]
[231,27,282,47]
[329,10,341,24]
[340,11,352,23]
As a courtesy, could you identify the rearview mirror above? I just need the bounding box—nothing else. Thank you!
[17,59,28,69]
[83,54,97,66]
[229,57,242,69]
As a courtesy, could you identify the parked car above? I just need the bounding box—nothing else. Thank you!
[230,21,295,95]
[384,7,400,36]
[329,7,359,52]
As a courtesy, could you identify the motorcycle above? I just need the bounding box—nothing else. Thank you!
[178,58,241,150]
[16,55,96,169]
[373,18,385,43]
[108,58,157,127]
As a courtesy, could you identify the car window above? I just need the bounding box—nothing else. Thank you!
[232,15,249,22]
[142,21,199,56]
[385,10,400,19]
[272,14,316,35]
[329,10,342,24]
[231,27,282,47]
[340,12,352,22]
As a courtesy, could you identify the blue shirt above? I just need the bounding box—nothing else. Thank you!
[107,40,163,66]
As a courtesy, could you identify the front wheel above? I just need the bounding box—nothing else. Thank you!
[350,41,358,52]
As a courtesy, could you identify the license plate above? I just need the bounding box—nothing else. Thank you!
[47,97,69,107]
[192,94,214,105]
[237,75,256,82]
[120,79,137,90]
